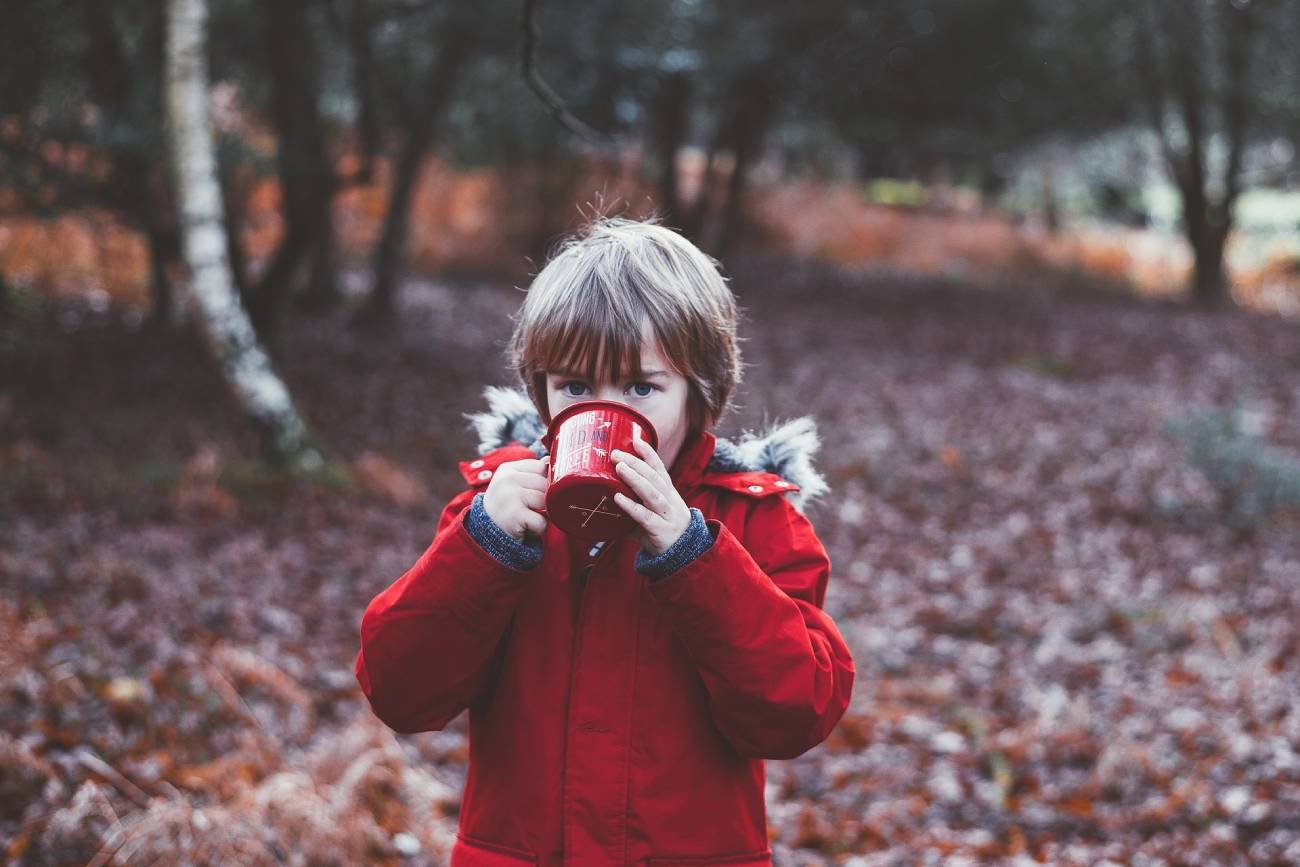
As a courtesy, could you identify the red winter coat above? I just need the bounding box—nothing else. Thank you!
[355,427,856,866]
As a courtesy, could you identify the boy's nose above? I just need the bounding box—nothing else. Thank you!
[595,388,629,405]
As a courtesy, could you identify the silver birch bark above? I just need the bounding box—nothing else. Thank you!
[164,0,322,471]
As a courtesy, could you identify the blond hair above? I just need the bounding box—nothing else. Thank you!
[509,216,743,434]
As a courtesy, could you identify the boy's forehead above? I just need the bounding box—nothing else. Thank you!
[547,354,676,381]
[542,332,675,381]
[548,341,637,377]
[547,362,647,380]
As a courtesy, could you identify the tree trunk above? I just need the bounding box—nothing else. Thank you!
[686,139,722,245]
[85,3,186,329]
[357,29,468,327]
[165,0,323,472]
[145,221,176,328]
[361,130,425,325]
[256,0,339,329]
[1183,186,1230,305]
[716,68,774,258]
[1041,160,1060,234]
[345,0,380,183]
[648,71,691,230]
[1136,0,1253,308]
[1191,234,1229,305]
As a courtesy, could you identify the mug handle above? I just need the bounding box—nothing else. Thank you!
[540,452,551,514]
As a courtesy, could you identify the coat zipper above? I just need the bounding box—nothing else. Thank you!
[577,539,606,589]
[562,538,611,863]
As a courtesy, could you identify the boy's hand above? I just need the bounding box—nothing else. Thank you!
[611,435,692,557]
[482,455,550,542]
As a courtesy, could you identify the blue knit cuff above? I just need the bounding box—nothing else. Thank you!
[635,508,715,581]
[464,492,543,571]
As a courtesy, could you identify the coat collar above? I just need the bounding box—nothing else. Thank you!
[462,385,829,511]
[668,428,718,491]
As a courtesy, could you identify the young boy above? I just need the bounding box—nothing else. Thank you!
[355,217,856,866]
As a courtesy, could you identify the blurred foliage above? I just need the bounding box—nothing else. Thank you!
[865,178,929,207]
[1165,407,1300,526]
[1,0,1299,307]
[4,0,1297,207]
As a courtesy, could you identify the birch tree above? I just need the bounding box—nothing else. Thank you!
[165,0,324,472]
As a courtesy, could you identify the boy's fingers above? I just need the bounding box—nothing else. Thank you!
[614,454,666,501]
[615,449,674,503]
[612,448,655,479]
[613,491,652,523]
[522,510,547,537]
[612,450,649,478]
[633,435,667,472]
[499,458,549,480]
[616,463,664,515]
[630,434,652,460]
[517,474,549,492]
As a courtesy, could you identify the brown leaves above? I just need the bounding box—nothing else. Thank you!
[937,443,963,471]
[790,804,838,851]
[172,445,240,520]
[0,734,57,823]
[4,249,1300,863]
[350,452,429,508]
[825,713,874,753]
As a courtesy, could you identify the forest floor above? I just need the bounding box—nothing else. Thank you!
[2,257,1299,865]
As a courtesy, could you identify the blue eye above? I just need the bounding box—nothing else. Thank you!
[562,382,589,397]
[629,382,655,397]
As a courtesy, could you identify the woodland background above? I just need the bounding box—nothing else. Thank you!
[2,0,1300,863]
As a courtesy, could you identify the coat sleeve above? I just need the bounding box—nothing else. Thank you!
[644,493,856,759]
[354,486,537,734]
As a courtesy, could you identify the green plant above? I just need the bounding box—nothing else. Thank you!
[1164,407,1300,525]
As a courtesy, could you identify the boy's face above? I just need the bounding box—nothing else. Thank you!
[544,336,692,474]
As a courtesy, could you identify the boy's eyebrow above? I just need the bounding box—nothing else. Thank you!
[549,369,672,380]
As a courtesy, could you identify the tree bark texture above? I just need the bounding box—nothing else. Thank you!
[361,23,469,324]
[165,0,322,470]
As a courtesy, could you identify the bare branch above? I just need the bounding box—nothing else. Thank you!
[1132,1,1181,179]
[519,0,606,145]
[1166,0,1208,206]
[1218,0,1254,212]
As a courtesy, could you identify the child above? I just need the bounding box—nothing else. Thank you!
[355,216,856,866]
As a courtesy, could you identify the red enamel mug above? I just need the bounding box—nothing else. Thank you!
[541,400,659,541]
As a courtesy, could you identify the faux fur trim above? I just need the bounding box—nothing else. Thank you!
[707,416,831,511]
[462,386,829,512]
[465,386,548,459]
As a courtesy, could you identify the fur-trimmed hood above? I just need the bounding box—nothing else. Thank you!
[463,385,829,512]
